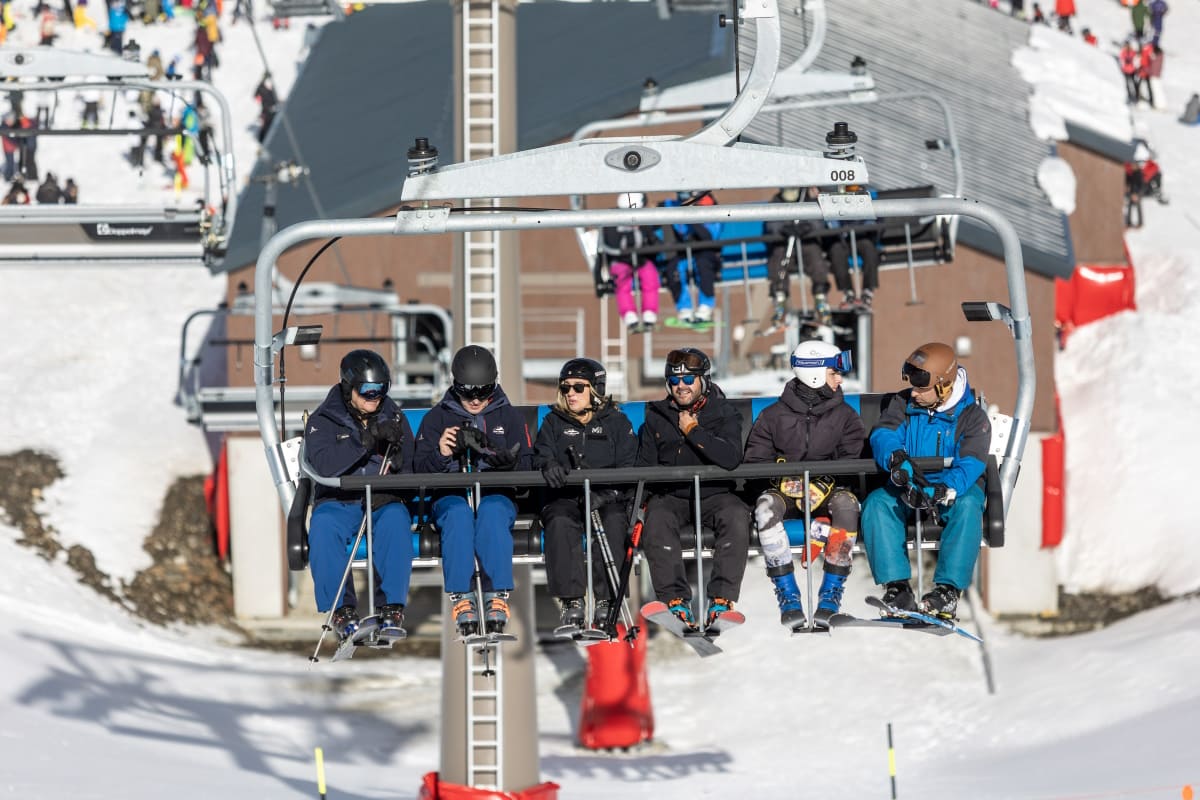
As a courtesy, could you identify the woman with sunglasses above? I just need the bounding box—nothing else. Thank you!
[861,342,991,621]
[743,340,865,630]
[533,358,638,633]
[635,347,750,630]
[414,345,533,638]
[305,349,416,644]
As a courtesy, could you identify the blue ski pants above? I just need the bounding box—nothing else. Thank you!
[861,483,985,591]
[434,494,516,594]
[309,500,414,612]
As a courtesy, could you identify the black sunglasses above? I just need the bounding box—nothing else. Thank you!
[455,383,495,401]
[559,382,590,395]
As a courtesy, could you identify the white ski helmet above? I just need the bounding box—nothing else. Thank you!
[617,192,646,209]
[790,340,853,388]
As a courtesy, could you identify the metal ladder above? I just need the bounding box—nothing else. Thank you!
[462,0,502,352]
[465,643,504,788]
[599,298,629,401]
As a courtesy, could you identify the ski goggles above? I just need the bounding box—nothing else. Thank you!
[901,361,933,388]
[454,383,495,401]
[559,382,590,395]
[790,350,853,374]
[356,382,387,401]
[668,374,699,386]
[666,349,707,373]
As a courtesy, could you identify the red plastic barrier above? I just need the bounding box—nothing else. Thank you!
[1055,264,1136,348]
[578,621,654,750]
[205,438,230,562]
[418,772,559,800]
[1041,431,1065,548]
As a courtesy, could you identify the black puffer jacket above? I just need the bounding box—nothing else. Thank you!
[743,379,865,464]
[534,401,638,502]
[635,382,744,498]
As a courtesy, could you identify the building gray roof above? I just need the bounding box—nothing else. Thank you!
[216,3,729,273]
[741,0,1079,279]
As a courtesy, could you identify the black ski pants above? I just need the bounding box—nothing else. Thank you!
[542,495,630,600]
[828,236,879,293]
[642,492,750,604]
[768,240,827,299]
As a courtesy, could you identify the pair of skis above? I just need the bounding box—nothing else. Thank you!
[330,615,408,662]
[640,601,746,658]
[815,596,982,643]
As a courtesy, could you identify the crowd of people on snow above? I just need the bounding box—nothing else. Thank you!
[0,0,289,201]
[309,341,988,646]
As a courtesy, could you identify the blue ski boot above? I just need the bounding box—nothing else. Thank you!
[771,572,805,628]
[813,571,847,628]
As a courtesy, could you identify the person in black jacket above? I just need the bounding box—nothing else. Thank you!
[764,187,828,328]
[743,340,865,630]
[413,345,532,637]
[636,347,749,629]
[535,358,638,630]
[305,350,415,642]
[537,357,638,633]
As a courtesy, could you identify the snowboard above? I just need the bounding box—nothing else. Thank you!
[864,596,983,643]
[663,316,721,331]
[641,601,729,658]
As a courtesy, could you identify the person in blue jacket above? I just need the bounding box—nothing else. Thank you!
[860,342,992,620]
[659,190,722,325]
[414,345,532,637]
[305,350,415,641]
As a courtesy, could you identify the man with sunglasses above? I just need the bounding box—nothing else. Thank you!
[743,341,865,629]
[635,347,750,630]
[414,345,533,638]
[861,342,992,620]
[306,349,416,643]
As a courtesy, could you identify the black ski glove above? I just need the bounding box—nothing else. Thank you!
[888,450,914,487]
[542,461,569,488]
[483,442,522,470]
[454,425,490,455]
[368,416,405,446]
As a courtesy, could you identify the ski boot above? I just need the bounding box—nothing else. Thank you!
[813,572,847,628]
[879,580,916,615]
[641,311,658,331]
[623,311,641,335]
[839,291,858,310]
[379,603,405,632]
[919,584,960,620]
[592,598,613,628]
[450,593,480,637]
[771,572,806,628]
[813,293,833,327]
[484,591,510,633]
[667,597,698,631]
[860,288,874,308]
[558,597,585,628]
[694,304,714,324]
[705,597,734,627]
[330,605,360,642]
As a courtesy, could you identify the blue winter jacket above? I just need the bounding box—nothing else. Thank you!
[868,374,991,497]
[413,385,533,478]
[305,385,415,506]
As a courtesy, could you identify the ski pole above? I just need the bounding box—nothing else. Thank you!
[590,503,635,635]
[606,480,646,641]
[310,442,394,663]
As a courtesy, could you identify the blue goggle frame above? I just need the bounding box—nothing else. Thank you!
[357,382,387,400]
[790,350,853,374]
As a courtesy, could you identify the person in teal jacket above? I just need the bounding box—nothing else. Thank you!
[860,342,991,620]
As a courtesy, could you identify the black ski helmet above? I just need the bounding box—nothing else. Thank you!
[339,349,391,399]
[451,345,499,389]
[559,357,607,397]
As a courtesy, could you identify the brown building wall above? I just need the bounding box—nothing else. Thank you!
[1057,140,1128,265]
[869,245,1057,432]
